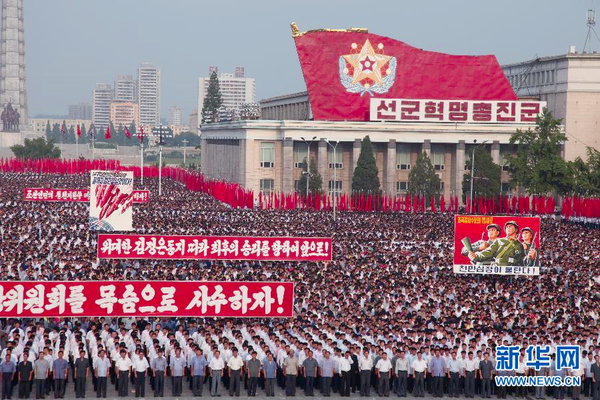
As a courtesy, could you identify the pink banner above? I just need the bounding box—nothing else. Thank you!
[0,281,294,318]
[23,188,149,203]
[98,234,332,261]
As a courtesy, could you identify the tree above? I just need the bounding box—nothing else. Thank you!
[298,157,323,195]
[507,109,572,194]
[129,121,136,140]
[67,125,76,143]
[11,137,61,159]
[352,135,381,193]
[80,123,87,141]
[201,71,223,123]
[567,147,600,195]
[408,152,441,200]
[45,120,51,137]
[462,146,501,197]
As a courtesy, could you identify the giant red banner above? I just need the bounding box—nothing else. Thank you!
[23,188,149,203]
[0,281,294,318]
[293,29,516,121]
[454,215,541,276]
[98,234,332,261]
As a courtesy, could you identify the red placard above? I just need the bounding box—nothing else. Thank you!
[97,234,332,261]
[0,281,294,318]
[23,189,149,203]
[454,215,541,275]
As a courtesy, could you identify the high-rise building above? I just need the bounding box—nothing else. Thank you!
[68,103,93,120]
[197,66,255,119]
[114,75,137,102]
[189,109,198,133]
[0,0,28,126]
[138,63,160,126]
[168,106,183,126]
[110,101,139,130]
[92,83,112,129]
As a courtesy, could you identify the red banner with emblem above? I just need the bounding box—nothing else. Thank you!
[0,281,294,318]
[293,29,516,121]
[97,234,332,261]
[23,188,149,203]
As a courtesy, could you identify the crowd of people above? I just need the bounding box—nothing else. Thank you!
[0,171,599,399]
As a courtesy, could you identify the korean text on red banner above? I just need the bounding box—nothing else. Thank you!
[23,188,149,203]
[97,234,332,261]
[0,281,294,318]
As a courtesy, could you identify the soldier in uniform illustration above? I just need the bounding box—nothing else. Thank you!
[468,221,526,267]
[461,223,501,265]
[520,227,539,266]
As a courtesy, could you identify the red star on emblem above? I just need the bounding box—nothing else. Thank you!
[360,56,374,72]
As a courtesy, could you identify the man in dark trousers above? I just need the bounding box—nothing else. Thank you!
[190,348,207,397]
[17,353,33,399]
[133,352,149,398]
[302,351,318,397]
[74,351,89,399]
[151,350,166,397]
[52,352,68,399]
[115,350,132,397]
[478,353,494,399]
[33,356,49,399]
[94,351,111,399]
[2,354,16,400]
[245,352,261,397]
[591,356,600,400]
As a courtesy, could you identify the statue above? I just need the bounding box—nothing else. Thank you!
[1,102,20,132]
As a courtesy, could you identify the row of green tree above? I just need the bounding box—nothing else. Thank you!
[300,110,600,198]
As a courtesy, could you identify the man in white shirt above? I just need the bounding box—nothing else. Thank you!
[463,352,478,398]
[359,350,373,396]
[115,350,132,397]
[338,351,353,397]
[376,352,393,397]
[133,351,149,398]
[411,352,428,398]
[395,350,409,397]
[209,350,225,396]
[227,348,244,397]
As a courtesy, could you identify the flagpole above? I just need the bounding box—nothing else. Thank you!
[92,137,95,160]
[76,133,79,159]
[140,141,144,186]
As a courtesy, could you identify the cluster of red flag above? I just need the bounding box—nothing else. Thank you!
[561,195,600,220]
[464,194,557,215]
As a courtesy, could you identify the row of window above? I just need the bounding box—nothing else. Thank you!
[506,69,556,88]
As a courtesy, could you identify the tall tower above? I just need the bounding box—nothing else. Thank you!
[0,0,28,126]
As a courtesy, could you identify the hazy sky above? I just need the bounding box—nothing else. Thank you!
[24,0,593,119]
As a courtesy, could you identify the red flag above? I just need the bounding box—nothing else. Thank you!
[76,124,81,137]
[430,196,436,213]
[138,126,145,143]
[440,196,446,213]
[125,127,132,139]
[105,124,112,140]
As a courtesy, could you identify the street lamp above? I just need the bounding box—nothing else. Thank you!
[469,139,489,210]
[182,139,189,165]
[325,139,339,220]
[300,136,317,198]
[157,125,167,197]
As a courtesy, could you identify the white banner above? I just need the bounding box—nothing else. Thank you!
[370,98,546,124]
[453,264,540,276]
[89,170,134,231]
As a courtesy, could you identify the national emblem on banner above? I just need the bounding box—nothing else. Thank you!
[339,39,397,96]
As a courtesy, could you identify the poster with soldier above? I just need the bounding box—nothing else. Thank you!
[453,215,540,276]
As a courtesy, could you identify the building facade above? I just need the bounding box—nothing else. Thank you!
[109,100,139,129]
[138,63,160,126]
[168,106,183,126]
[68,103,92,120]
[29,118,92,134]
[201,120,526,200]
[197,67,255,118]
[189,109,198,133]
[502,50,600,161]
[92,83,112,129]
[260,92,312,120]
[114,75,137,102]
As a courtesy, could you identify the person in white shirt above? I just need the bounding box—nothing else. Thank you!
[209,350,225,396]
[463,352,478,398]
[115,350,132,397]
[412,352,428,398]
[338,351,353,397]
[227,348,244,397]
[359,350,373,396]
[376,352,393,396]
[395,350,409,397]
[133,351,149,398]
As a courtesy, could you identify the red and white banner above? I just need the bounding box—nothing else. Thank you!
[23,189,149,203]
[98,234,332,261]
[371,99,545,124]
[0,281,294,318]
[90,170,134,231]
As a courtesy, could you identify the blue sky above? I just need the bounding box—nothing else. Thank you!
[24,0,592,119]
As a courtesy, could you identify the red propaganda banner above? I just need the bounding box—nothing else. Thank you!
[97,234,332,261]
[293,28,516,121]
[454,215,541,276]
[23,189,149,203]
[0,281,294,318]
